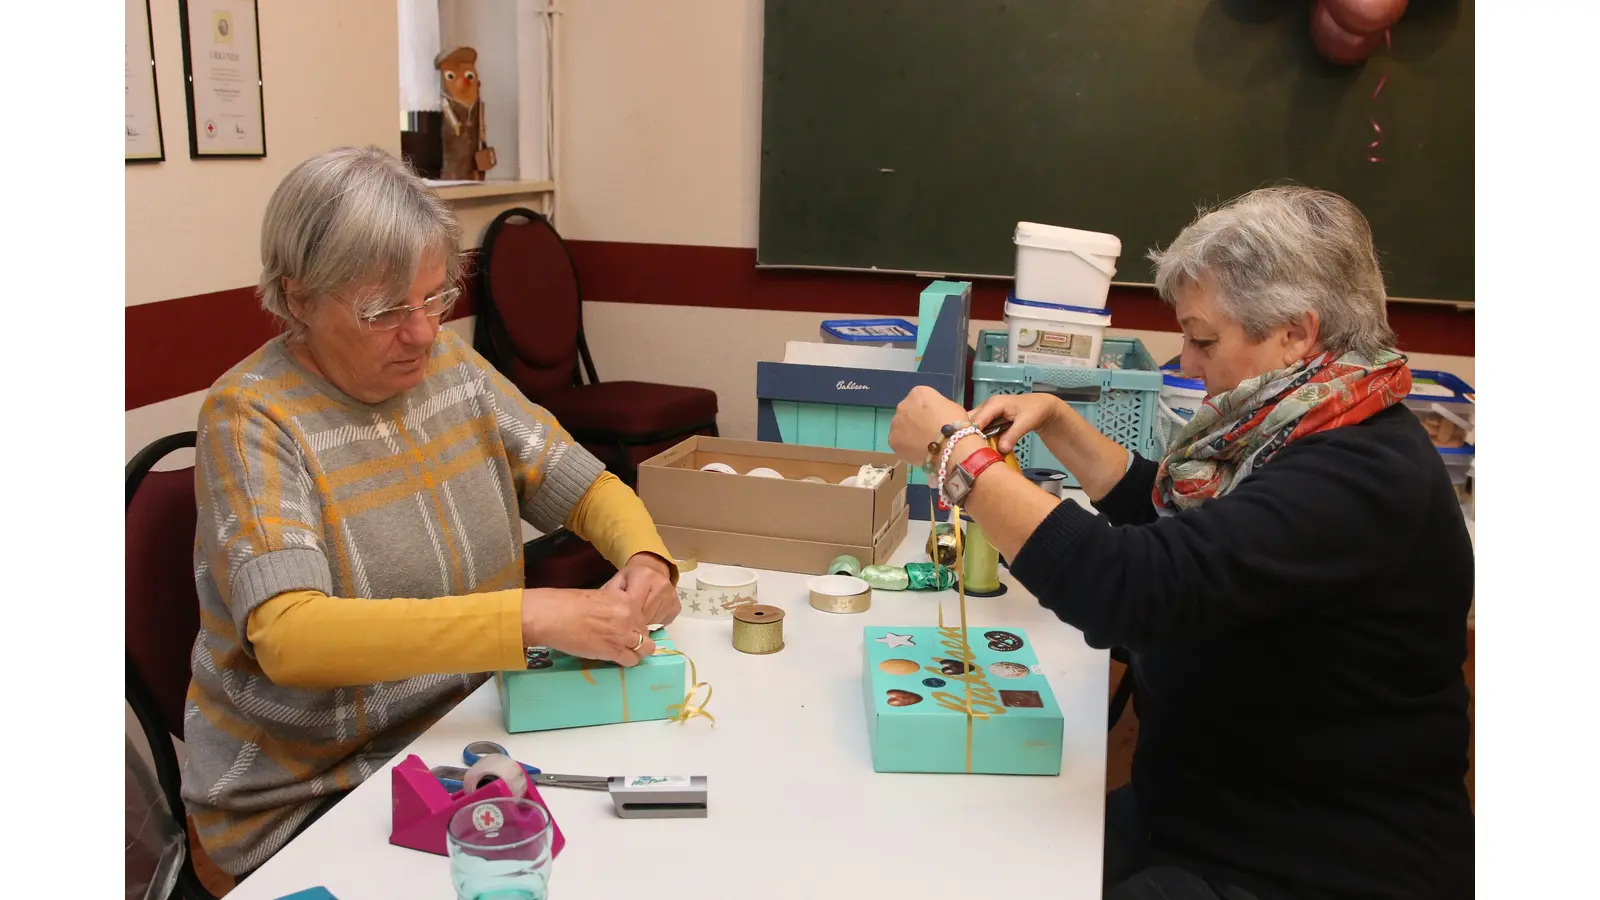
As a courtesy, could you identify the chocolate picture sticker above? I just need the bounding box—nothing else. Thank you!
[1000,690,1043,708]
[886,689,923,707]
[879,658,919,676]
[922,677,947,688]
[524,647,553,670]
[938,658,978,676]
[984,630,1024,652]
[989,661,1030,679]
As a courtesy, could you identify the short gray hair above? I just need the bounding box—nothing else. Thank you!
[258,146,461,338]
[1148,185,1396,359]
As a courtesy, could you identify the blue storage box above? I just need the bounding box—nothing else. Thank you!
[757,281,972,519]
[863,625,1063,775]
[1405,369,1474,450]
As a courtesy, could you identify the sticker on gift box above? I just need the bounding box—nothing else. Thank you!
[624,776,692,789]
[886,689,923,707]
[936,658,978,676]
[1000,690,1044,708]
[879,659,918,675]
[988,661,1029,679]
[984,630,1024,652]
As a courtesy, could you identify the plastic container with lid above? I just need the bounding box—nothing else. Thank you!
[1404,370,1474,449]
[1004,296,1111,369]
[1439,444,1474,508]
[819,317,917,347]
[1013,221,1121,310]
[1155,365,1207,449]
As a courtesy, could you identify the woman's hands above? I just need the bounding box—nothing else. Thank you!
[887,386,972,466]
[519,553,679,667]
[889,385,1071,465]
[606,553,679,628]
[520,584,658,666]
[968,391,1067,454]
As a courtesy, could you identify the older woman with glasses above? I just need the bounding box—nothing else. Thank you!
[180,146,684,877]
[889,187,1473,900]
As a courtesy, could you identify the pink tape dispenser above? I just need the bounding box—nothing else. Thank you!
[389,751,566,857]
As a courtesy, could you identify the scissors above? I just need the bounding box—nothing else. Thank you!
[430,740,543,793]
[981,420,1014,441]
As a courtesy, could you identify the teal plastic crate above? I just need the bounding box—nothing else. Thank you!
[970,331,1163,487]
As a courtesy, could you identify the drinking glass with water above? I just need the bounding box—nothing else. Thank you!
[446,797,555,900]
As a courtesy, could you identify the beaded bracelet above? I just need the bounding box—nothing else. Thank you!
[922,419,975,471]
[935,425,983,505]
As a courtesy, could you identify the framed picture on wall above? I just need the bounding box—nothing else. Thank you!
[179,0,267,158]
[126,0,165,162]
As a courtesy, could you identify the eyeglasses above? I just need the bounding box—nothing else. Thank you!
[358,286,461,332]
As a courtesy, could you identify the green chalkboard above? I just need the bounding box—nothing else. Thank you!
[759,0,1473,302]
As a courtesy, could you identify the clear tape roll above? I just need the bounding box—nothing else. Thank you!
[460,753,528,798]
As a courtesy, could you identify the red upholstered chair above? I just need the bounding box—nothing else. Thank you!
[472,207,720,486]
[126,432,219,900]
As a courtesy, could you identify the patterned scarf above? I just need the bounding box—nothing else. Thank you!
[1152,348,1412,513]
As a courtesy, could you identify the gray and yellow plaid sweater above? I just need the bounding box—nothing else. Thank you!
[180,328,607,874]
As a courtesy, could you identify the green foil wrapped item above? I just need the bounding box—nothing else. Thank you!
[905,562,957,591]
[860,564,910,591]
[827,554,862,577]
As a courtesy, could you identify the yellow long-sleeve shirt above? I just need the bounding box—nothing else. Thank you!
[245,471,672,689]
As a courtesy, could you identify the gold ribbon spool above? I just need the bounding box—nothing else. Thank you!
[808,574,872,614]
[731,604,785,654]
[961,518,1002,594]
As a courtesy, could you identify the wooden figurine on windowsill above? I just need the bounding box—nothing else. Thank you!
[434,46,497,181]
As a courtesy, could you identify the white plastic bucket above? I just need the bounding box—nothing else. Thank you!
[1156,368,1206,448]
[1005,298,1111,368]
[1013,221,1121,310]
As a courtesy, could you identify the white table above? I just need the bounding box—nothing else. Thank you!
[228,513,1112,900]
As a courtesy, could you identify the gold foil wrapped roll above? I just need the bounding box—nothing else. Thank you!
[926,521,963,566]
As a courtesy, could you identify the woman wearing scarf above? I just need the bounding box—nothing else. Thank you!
[888,186,1473,900]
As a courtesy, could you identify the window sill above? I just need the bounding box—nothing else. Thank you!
[427,179,555,201]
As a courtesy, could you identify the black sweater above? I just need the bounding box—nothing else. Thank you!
[1009,404,1474,900]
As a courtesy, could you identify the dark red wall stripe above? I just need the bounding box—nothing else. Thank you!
[126,240,1473,410]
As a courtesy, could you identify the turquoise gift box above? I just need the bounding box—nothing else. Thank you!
[863,625,1063,775]
[496,628,687,732]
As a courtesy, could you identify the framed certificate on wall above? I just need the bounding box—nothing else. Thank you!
[179,0,267,158]
[126,0,165,162]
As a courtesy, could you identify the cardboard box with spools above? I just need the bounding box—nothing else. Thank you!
[637,437,910,576]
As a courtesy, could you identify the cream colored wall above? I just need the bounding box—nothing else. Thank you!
[125,0,401,307]
[556,0,762,244]
[122,0,526,458]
